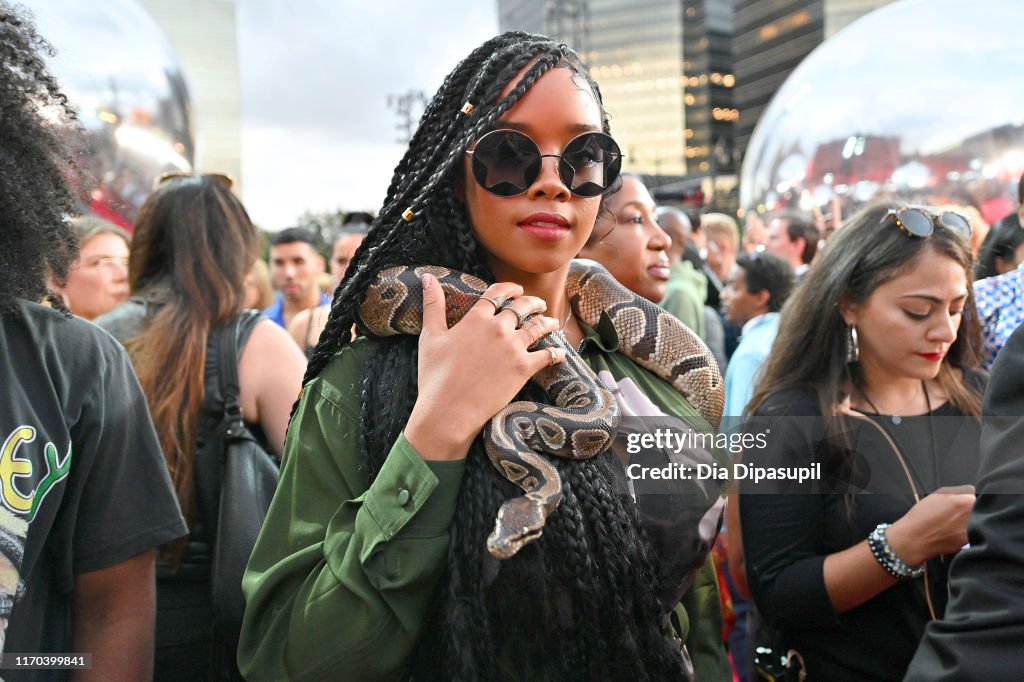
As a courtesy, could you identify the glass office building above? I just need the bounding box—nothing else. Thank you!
[498,0,735,177]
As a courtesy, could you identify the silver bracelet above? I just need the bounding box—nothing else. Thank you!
[868,522,925,579]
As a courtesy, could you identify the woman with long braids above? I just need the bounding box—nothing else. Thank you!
[239,33,728,681]
[738,203,985,680]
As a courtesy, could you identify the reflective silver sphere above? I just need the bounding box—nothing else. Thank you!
[740,0,1024,226]
[25,0,194,227]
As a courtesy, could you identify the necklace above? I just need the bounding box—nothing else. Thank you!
[860,380,939,490]
[861,381,924,425]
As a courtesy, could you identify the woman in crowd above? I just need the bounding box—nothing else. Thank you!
[239,32,727,681]
[95,176,305,680]
[579,173,672,303]
[53,215,130,319]
[975,209,1024,280]
[579,172,729,681]
[244,258,275,310]
[738,203,985,680]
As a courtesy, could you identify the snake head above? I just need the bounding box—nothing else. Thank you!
[486,495,550,560]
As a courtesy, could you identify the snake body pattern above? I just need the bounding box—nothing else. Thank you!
[359,259,724,559]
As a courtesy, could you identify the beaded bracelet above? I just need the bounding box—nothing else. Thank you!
[868,522,925,580]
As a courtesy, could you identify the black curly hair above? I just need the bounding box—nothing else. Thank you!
[0,3,82,315]
[302,32,686,680]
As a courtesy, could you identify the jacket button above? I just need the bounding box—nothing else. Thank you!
[397,488,410,506]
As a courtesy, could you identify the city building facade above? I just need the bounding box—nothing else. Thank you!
[498,0,735,180]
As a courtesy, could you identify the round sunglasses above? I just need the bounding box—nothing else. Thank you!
[882,207,972,239]
[465,129,623,198]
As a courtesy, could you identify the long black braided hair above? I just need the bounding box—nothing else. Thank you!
[304,32,686,681]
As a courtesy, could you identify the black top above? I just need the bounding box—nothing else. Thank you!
[1,301,187,680]
[906,327,1024,680]
[95,299,265,575]
[739,372,985,681]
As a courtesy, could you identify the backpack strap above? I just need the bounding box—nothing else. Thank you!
[217,313,244,438]
[217,310,264,442]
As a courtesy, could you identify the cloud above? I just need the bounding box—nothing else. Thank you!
[237,0,498,227]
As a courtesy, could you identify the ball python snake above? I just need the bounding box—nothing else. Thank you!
[359,259,724,559]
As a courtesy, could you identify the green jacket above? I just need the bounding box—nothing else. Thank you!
[660,260,708,338]
[238,316,730,681]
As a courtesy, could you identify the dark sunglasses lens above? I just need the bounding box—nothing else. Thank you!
[939,212,972,237]
[471,131,540,197]
[898,209,933,237]
[560,132,622,197]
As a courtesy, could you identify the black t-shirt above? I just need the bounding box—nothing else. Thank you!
[0,301,187,679]
[739,374,985,682]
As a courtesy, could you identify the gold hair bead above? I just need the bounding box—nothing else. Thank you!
[402,208,415,221]
[460,102,475,115]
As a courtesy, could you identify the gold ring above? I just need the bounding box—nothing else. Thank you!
[523,321,539,345]
[478,295,502,313]
[546,347,559,367]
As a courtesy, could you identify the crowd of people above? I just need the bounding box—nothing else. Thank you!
[3,5,1024,681]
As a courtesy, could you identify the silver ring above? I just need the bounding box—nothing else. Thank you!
[499,300,526,327]
[546,347,558,367]
[478,295,502,313]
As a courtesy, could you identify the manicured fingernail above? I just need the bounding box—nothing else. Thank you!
[422,273,433,288]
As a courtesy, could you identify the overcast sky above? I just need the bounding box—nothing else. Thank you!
[237,0,499,228]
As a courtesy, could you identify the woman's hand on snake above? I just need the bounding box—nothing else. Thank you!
[405,272,566,462]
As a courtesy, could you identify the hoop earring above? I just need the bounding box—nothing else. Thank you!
[846,325,859,364]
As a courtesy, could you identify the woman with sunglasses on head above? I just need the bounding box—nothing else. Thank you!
[95,175,306,680]
[239,33,727,682]
[737,203,985,681]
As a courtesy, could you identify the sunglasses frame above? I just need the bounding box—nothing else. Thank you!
[155,171,235,191]
[881,207,972,239]
[465,128,623,198]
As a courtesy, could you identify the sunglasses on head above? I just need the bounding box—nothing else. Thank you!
[155,171,234,190]
[881,207,972,239]
[465,129,623,198]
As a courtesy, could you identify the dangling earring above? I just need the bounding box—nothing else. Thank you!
[846,325,859,363]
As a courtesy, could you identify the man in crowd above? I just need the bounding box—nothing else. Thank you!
[329,223,368,287]
[0,5,187,677]
[718,250,794,682]
[264,227,328,328]
[765,211,819,278]
[974,174,1024,368]
[656,207,727,370]
[741,211,766,254]
[974,258,1023,369]
[656,207,705,335]
[720,251,795,418]
[287,224,369,353]
[703,214,740,288]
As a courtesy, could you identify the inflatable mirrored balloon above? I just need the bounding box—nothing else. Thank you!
[740,0,1024,227]
[25,0,194,228]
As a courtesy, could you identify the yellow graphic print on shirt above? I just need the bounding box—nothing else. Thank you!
[1,426,72,521]
[0,426,72,654]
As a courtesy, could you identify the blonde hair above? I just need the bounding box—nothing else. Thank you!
[246,258,274,309]
[701,212,739,253]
